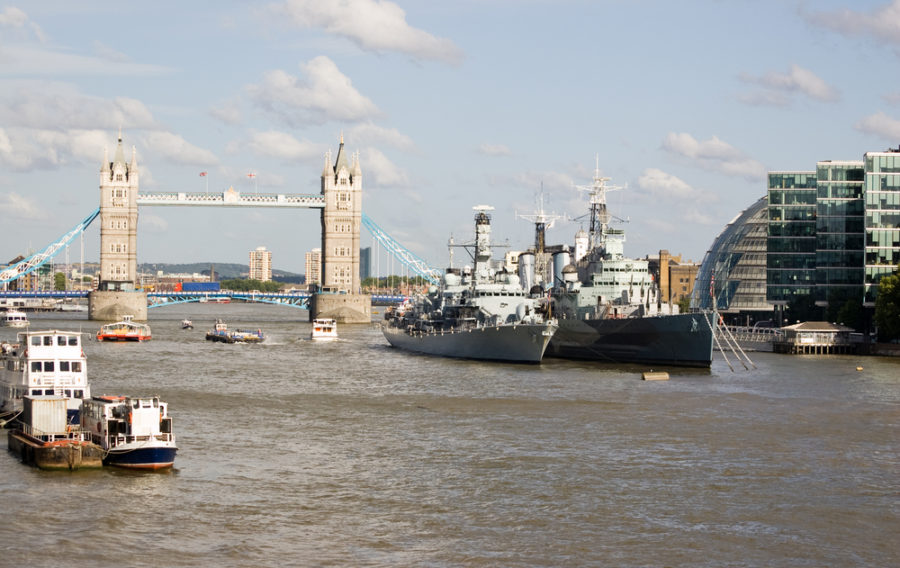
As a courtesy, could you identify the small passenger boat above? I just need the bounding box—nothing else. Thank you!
[96,315,151,342]
[205,319,264,343]
[7,396,103,470]
[181,318,193,330]
[311,318,338,341]
[1,309,29,328]
[81,395,177,470]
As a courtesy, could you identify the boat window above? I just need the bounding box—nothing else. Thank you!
[65,390,72,397]
[153,399,159,407]
[69,337,78,346]
[43,336,52,346]
[43,389,54,395]
[57,336,66,346]
[71,362,82,372]
[60,361,70,372]
[44,361,54,372]
[31,336,41,346]
[30,389,41,396]
[74,390,83,398]
[31,361,41,372]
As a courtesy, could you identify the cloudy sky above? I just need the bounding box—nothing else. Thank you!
[1,1,899,274]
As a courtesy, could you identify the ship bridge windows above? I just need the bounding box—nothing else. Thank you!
[30,361,55,372]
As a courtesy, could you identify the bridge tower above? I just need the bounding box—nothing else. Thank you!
[310,136,371,323]
[88,133,148,321]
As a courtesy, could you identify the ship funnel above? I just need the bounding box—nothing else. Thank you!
[518,252,535,292]
[552,251,571,289]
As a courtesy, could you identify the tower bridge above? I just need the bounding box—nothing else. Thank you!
[1,133,441,322]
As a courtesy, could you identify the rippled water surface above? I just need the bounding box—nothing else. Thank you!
[2,304,898,567]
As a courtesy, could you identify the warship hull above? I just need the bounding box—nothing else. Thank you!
[382,322,557,363]
[546,312,714,367]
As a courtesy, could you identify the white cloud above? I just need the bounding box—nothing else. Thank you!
[739,64,839,104]
[247,56,380,126]
[662,133,766,181]
[0,82,157,130]
[0,191,48,221]
[143,132,218,166]
[855,111,900,140]
[139,213,169,234]
[635,168,696,199]
[804,0,900,47]
[242,130,323,161]
[210,100,243,125]
[349,122,415,151]
[0,6,45,42]
[274,0,463,65]
[478,143,512,157]
[0,6,28,27]
[0,127,110,171]
[883,92,900,106]
[362,146,410,187]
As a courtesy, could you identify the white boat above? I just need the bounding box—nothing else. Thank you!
[311,318,338,340]
[1,309,29,328]
[0,330,91,427]
[181,319,194,330]
[81,395,177,470]
[96,315,151,342]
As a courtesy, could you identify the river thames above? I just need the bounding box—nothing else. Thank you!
[1,303,897,567]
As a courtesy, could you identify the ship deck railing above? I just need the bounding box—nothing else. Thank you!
[108,433,174,447]
[18,422,91,444]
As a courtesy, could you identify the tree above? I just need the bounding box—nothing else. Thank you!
[677,296,691,314]
[874,270,900,342]
[54,272,66,291]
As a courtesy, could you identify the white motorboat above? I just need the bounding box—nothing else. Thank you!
[311,318,338,340]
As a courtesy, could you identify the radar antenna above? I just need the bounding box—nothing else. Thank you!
[574,154,627,250]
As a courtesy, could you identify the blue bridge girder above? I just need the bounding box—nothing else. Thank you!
[0,289,407,309]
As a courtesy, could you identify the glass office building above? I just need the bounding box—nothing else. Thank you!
[766,148,900,308]
[693,197,772,319]
[864,150,900,303]
[814,161,865,304]
[767,172,817,304]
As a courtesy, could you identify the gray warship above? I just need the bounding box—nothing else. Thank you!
[381,206,558,363]
[534,164,714,367]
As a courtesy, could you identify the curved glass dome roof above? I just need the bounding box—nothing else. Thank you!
[692,197,772,312]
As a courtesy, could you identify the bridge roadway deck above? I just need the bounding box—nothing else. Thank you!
[0,290,405,308]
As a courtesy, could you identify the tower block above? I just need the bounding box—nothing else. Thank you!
[89,134,147,321]
[310,137,371,323]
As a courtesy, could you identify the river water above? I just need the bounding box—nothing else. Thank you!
[1,303,897,567]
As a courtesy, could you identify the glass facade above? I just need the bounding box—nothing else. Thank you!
[767,172,816,304]
[864,152,900,303]
[814,162,864,304]
[693,197,771,314]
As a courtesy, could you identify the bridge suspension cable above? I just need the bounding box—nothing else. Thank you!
[1,207,100,285]
[361,213,442,285]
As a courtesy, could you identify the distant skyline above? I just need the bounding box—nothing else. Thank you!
[2,1,900,274]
